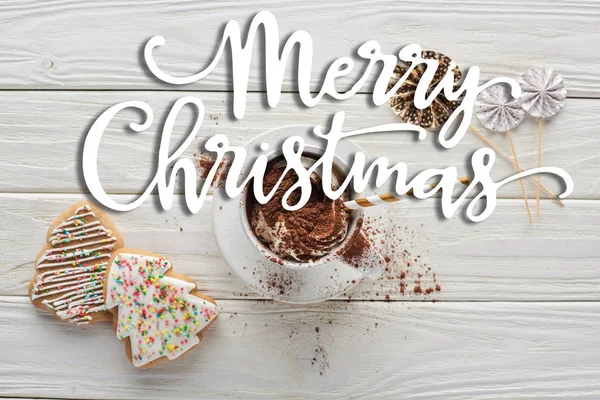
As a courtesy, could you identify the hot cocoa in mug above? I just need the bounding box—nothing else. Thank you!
[240,152,385,277]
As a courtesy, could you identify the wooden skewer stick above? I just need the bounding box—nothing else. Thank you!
[506,129,533,224]
[536,117,543,216]
[468,125,563,207]
[343,176,471,211]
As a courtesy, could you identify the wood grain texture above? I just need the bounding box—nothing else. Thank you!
[1,91,597,198]
[0,1,598,397]
[0,296,598,399]
[0,0,598,96]
[2,194,598,301]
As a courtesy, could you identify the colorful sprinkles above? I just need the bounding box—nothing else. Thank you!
[105,252,218,367]
[31,204,118,325]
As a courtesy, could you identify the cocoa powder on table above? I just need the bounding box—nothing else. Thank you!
[336,218,368,268]
[359,220,442,300]
[194,152,230,188]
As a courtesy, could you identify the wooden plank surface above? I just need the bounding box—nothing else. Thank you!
[2,194,598,301]
[0,0,598,96]
[1,1,599,398]
[1,92,597,198]
[0,296,598,399]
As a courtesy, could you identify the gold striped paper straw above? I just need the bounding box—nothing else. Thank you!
[343,176,471,211]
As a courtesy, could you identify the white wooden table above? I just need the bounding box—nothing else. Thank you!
[1,1,599,398]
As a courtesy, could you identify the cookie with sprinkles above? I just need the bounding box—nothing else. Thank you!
[104,249,218,368]
[29,201,124,325]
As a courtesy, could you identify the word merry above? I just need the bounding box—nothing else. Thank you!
[144,10,520,148]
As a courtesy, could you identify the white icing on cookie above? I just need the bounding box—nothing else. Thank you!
[105,252,218,367]
[31,205,118,325]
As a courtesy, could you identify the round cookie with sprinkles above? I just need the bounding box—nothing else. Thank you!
[29,200,124,325]
[104,248,218,368]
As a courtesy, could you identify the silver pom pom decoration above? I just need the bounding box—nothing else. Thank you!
[475,83,525,132]
[519,67,566,119]
[519,67,567,216]
[475,82,532,224]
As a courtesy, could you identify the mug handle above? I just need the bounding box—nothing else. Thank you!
[337,229,386,279]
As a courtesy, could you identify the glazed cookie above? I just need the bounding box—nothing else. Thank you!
[29,201,124,325]
[104,249,218,368]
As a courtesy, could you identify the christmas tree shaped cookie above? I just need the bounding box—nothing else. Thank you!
[104,249,218,368]
[29,201,123,325]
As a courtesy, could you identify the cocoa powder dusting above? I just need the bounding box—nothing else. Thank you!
[248,158,349,262]
[336,218,368,268]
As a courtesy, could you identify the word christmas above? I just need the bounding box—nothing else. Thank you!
[82,12,573,222]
